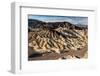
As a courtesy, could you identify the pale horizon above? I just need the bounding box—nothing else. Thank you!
[28,15,88,25]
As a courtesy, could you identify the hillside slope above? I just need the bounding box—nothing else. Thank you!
[28,19,88,60]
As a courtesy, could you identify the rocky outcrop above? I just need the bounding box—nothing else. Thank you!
[28,19,88,59]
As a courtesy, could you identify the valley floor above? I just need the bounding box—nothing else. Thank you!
[28,46,88,61]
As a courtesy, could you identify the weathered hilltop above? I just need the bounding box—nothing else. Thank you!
[28,19,88,60]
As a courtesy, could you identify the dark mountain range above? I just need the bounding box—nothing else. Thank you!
[28,19,87,32]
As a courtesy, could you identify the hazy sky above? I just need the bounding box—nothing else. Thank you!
[28,15,88,25]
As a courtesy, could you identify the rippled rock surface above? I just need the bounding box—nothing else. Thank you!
[28,19,88,60]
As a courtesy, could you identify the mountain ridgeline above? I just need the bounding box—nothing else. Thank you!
[28,19,87,31]
[28,19,88,57]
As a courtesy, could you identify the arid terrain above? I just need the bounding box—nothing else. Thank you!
[28,19,88,60]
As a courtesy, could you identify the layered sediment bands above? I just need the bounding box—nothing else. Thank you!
[28,19,88,59]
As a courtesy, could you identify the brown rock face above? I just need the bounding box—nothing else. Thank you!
[28,19,88,59]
